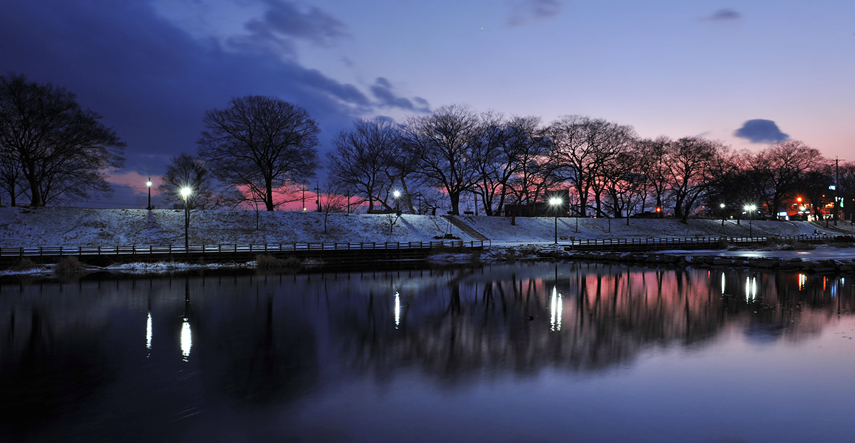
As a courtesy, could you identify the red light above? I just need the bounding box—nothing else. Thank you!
[796,197,802,203]
[655,207,661,213]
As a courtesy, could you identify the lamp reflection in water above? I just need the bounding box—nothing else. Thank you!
[181,278,192,362]
[394,291,401,330]
[721,272,726,296]
[146,311,153,356]
[745,276,758,302]
[550,286,563,332]
[181,319,192,361]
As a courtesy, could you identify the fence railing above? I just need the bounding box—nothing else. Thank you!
[566,234,837,249]
[0,234,844,258]
[0,240,487,258]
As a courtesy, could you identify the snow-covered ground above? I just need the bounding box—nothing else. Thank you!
[1,207,853,275]
[1,206,851,247]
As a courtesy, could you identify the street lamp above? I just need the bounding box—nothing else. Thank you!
[392,190,401,212]
[720,203,725,226]
[146,178,153,210]
[744,204,756,238]
[181,186,192,251]
[549,196,563,244]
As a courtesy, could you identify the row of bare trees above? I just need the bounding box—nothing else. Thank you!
[328,105,852,222]
[2,75,850,222]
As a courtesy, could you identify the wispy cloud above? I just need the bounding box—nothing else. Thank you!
[370,78,430,113]
[706,8,741,22]
[507,0,563,27]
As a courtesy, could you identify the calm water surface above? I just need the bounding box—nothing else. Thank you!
[1,263,854,443]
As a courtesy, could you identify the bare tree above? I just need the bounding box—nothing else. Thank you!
[634,137,672,215]
[0,147,25,206]
[798,166,834,221]
[601,148,644,219]
[318,181,348,234]
[506,131,559,220]
[471,115,547,216]
[327,118,401,212]
[837,162,855,223]
[665,137,721,223]
[547,116,636,217]
[705,147,749,221]
[157,153,220,209]
[0,73,125,206]
[403,105,481,215]
[198,96,319,211]
[753,140,825,219]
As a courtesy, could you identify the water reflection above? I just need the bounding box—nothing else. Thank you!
[0,264,853,441]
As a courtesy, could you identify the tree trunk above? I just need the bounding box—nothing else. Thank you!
[449,192,460,215]
[265,180,275,211]
[26,176,42,207]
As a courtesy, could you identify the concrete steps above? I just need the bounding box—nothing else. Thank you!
[443,216,490,241]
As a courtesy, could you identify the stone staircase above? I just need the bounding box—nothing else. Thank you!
[442,215,490,241]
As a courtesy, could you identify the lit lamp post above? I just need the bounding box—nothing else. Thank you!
[181,187,192,251]
[549,196,563,244]
[744,204,756,238]
[720,203,725,226]
[146,178,153,210]
[392,190,401,213]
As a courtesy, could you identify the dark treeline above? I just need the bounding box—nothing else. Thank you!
[1,73,852,220]
[329,105,854,222]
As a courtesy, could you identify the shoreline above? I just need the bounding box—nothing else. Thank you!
[3,241,854,280]
[2,206,853,279]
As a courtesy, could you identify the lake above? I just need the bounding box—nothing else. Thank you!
[1,263,854,442]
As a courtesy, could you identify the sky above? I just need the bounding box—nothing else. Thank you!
[2,0,853,208]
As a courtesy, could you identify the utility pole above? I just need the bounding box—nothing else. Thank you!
[835,157,840,226]
[301,186,306,212]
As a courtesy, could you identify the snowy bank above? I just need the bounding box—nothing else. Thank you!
[1,207,851,247]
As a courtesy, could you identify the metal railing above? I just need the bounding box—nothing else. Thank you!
[0,240,488,258]
[566,234,836,249]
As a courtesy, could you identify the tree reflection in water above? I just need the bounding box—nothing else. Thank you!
[0,265,851,441]
[329,264,853,381]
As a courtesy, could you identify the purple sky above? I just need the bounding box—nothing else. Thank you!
[2,0,853,207]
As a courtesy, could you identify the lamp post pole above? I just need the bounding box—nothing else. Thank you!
[181,187,192,252]
[720,203,725,226]
[549,197,562,244]
[146,178,152,210]
[393,190,401,213]
[744,204,756,238]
